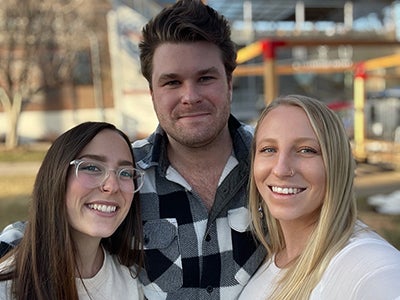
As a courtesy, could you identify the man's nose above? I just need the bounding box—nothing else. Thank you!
[181,82,201,104]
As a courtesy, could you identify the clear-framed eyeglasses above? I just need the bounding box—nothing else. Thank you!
[69,159,144,193]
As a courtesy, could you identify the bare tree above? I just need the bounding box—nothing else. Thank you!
[0,0,86,148]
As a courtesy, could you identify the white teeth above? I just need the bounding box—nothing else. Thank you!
[88,204,117,213]
[271,186,301,194]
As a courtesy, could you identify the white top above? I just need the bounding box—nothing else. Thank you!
[0,249,144,300]
[239,221,400,300]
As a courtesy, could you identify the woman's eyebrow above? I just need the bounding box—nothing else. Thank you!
[78,154,134,166]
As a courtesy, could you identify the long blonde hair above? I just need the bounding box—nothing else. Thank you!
[249,95,357,299]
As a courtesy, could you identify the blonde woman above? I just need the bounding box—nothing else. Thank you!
[239,95,400,299]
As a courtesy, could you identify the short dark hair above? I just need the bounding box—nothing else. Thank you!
[139,0,237,89]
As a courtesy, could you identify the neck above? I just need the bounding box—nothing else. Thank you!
[73,233,104,278]
[276,220,316,268]
[167,126,232,169]
[167,127,233,210]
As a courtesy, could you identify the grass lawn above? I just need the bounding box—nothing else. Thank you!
[0,146,47,162]
[0,175,34,229]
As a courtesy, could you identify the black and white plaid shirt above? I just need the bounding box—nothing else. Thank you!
[133,115,267,300]
[0,116,267,300]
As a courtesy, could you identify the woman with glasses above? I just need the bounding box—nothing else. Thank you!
[0,122,145,300]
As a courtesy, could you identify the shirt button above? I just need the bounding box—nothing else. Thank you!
[205,234,211,242]
[206,286,213,293]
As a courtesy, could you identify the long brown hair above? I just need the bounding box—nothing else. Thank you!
[0,122,143,300]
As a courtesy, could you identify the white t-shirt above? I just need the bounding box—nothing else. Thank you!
[0,249,144,300]
[239,221,400,300]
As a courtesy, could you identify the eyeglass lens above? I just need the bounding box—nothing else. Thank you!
[73,160,143,193]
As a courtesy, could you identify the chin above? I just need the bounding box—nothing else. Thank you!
[90,228,118,239]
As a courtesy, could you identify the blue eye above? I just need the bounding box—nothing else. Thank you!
[79,163,103,175]
[119,169,134,180]
[299,147,318,154]
[260,147,276,153]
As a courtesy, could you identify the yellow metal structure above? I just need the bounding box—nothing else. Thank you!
[236,41,263,64]
[235,39,400,166]
[353,72,367,161]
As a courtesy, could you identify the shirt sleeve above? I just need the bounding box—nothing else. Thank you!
[0,221,26,257]
[313,235,400,300]
[353,264,400,299]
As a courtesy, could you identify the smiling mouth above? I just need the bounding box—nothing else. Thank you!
[270,186,305,195]
[87,204,117,213]
[179,112,209,118]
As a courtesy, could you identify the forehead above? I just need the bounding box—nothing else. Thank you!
[79,130,132,161]
[152,42,224,74]
[257,105,317,140]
